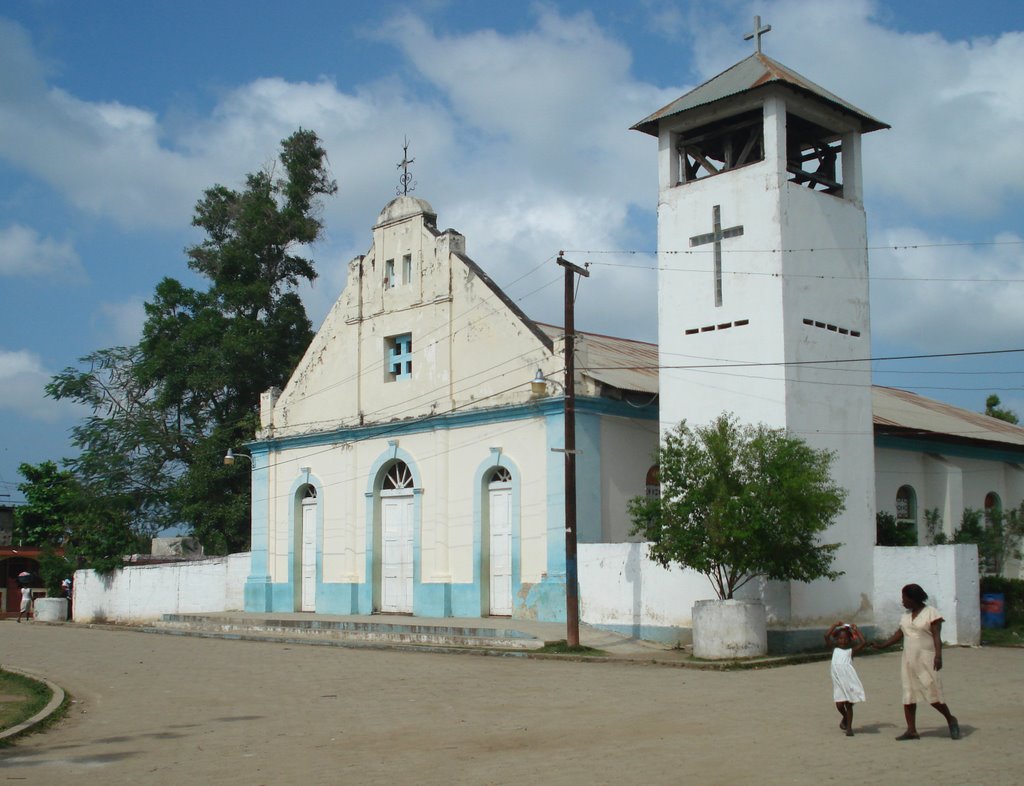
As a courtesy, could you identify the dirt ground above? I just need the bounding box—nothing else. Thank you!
[1,622,1021,785]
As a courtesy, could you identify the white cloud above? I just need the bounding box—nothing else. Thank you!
[870,227,1024,353]
[95,297,147,347]
[1,5,1021,353]
[0,348,71,422]
[0,224,83,279]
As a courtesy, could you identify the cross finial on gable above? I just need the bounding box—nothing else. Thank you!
[396,136,416,196]
[743,15,772,54]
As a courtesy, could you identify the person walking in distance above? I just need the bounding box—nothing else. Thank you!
[17,585,33,622]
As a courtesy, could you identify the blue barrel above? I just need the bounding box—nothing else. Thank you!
[981,593,1005,629]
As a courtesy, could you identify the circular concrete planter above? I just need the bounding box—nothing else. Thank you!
[692,599,767,659]
[34,597,68,622]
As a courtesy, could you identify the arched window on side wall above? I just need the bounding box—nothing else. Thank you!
[984,492,1002,525]
[896,485,916,525]
[645,465,660,499]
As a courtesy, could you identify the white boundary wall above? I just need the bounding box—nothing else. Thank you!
[73,553,250,624]
[578,543,711,636]
[873,545,980,646]
[579,543,982,645]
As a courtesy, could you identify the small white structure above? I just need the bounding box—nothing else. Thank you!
[33,597,67,622]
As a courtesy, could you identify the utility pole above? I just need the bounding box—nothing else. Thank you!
[557,253,589,647]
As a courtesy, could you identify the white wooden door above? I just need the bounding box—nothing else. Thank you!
[300,501,317,611]
[381,495,414,612]
[489,487,513,615]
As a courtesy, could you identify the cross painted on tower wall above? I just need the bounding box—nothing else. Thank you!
[689,205,744,308]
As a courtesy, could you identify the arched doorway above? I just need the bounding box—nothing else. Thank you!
[299,485,318,612]
[379,461,414,613]
[487,467,513,616]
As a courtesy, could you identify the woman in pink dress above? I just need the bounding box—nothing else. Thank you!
[873,583,960,740]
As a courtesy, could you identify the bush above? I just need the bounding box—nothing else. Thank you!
[876,511,917,546]
[980,576,1024,626]
[629,414,845,599]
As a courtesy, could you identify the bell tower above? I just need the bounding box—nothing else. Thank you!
[632,23,889,624]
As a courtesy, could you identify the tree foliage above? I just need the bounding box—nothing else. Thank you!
[929,504,1024,576]
[629,414,846,600]
[876,510,918,546]
[984,394,1019,425]
[14,460,144,577]
[46,129,336,555]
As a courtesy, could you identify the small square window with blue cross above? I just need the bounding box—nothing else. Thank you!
[387,334,412,380]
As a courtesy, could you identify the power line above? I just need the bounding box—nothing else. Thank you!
[584,347,1024,374]
[563,238,1024,256]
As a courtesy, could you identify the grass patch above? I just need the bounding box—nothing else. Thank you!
[981,623,1024,647]
[0,669,52,733]
[536,640,608,656]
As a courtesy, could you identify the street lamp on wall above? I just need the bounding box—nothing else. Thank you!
[531,368,564,397]
[223,448,252,466]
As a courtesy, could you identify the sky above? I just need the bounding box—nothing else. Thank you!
[1,0,1023,503]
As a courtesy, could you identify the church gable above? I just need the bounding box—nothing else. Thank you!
[261,196,555,439]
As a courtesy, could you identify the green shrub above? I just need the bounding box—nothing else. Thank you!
[876,511,917,546]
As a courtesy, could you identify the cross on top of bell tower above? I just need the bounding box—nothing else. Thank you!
[743,15,771,54]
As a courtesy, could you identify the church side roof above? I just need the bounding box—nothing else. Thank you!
[872,386,1024,449]
[631,53,889,137]
[536,324,659,395]
[529,321,1020,447]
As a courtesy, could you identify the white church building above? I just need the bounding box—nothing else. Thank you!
[244,48,1023,646]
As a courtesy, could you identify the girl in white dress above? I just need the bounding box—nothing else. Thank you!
[825,621,866,736]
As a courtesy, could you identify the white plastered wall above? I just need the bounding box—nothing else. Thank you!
[263,417,550,588]
[599,416,660,542]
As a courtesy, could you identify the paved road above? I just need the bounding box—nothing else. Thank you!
[1,622,1021,785]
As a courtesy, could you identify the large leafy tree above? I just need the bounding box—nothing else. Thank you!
[48,129,337,554]
[630,413,846,600]
[14,460,142,579]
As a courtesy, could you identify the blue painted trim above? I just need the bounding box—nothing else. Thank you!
[575,411,602,544]
[545,410,566,578]
[244,450,272,611]
[316,583,361,615]
[876,435,1024,464]
[388,333,412,380]
[245,396,656,453]
[519,575,568,622]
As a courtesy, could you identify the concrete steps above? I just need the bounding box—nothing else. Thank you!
[150,613,547,651]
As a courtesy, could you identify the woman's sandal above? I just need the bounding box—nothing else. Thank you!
[948,718,960,740]
[895,731,920,741]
